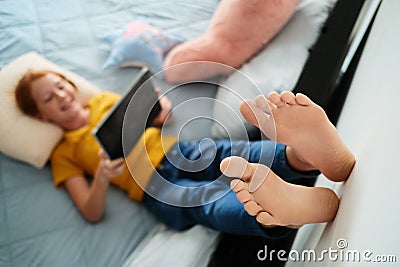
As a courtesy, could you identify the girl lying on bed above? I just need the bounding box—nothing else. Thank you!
[14,69,355,238]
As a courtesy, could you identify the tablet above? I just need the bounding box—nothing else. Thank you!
[93,67,161,159]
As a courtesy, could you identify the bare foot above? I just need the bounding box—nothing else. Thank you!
[240,91,355,182]
[220,156,340,227]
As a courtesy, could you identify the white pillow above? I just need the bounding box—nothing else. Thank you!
[211,0,337,139]
[0,51,100,168]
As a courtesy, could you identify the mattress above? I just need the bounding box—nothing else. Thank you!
[0,1,220,267]
[0,0,334,266]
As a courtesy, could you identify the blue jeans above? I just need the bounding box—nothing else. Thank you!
[142,140,319,238]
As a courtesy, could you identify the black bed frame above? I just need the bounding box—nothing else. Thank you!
[208,0,380,266]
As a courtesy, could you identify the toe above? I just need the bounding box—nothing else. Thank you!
[222,157,273,193]
[247,163,272,193]
[240,100,269,125]
[240,100,273,136]
[268,92,285,107]
[236,189,254,203]
[239,101,256,126]
[255,95,273,114]
[221,156,252,179]
[230,179,247,192]
[244,200,263,216]
[256,211,277,226]
[295,93,312,106]
[280,91,296,105]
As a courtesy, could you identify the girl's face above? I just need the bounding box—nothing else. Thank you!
[30,73,83,128]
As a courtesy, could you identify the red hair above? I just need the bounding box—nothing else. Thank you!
[15,69,77,117]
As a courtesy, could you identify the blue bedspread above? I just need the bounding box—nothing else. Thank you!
[0,1,220,266]
[0,0,216,87]
[0,0,335,266]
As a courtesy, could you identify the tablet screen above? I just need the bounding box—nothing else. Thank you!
[93,68,161,159]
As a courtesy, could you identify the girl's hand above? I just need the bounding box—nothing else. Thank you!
[153,88,172,126]
[95,150,125,181]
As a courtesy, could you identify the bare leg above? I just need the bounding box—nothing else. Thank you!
[220,156,339,227]
[163,0,299,83]
[163,35,237,83]
[239,91,355,182]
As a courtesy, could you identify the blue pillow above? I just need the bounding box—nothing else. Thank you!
[101,21,184,73]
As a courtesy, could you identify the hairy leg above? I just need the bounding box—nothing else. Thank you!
[163,35,236,83]
[163,0,299,83]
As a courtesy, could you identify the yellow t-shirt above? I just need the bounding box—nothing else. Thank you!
[51,92,177,201]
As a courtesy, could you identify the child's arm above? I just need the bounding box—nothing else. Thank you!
[63,151,124,222]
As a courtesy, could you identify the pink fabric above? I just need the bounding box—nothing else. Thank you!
[123,21,160,38]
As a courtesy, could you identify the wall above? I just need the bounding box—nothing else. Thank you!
[287,0,400,265]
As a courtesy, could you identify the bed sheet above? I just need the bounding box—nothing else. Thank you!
[0,1,220,267]
[0,0,335,266]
